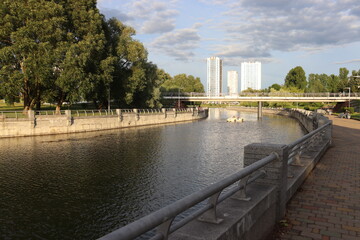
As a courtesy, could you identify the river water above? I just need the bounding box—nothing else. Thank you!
[0,109,305,239]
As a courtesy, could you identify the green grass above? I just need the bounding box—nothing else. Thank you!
[351,113,360,120]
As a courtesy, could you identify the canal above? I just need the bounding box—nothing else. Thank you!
[0,109,305,239]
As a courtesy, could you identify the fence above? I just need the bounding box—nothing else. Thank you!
[0,108,193,119]
[99,109,332,240]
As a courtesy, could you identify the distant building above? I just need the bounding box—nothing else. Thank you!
[207,57,223,96]
[240,61,261,91]
[227,71,238,96]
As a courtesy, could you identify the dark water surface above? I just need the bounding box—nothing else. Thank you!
[0,109,305,239]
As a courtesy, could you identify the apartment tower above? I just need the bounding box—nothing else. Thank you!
[227,71,239,96]
[240,61,261,91]
[207,57,223,96]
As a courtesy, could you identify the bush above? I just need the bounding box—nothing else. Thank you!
[342,107,354,113]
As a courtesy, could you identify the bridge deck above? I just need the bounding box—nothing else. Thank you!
[272,116,360,239]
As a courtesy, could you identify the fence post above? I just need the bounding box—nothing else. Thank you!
[133,109,139,120]
[162,108,167,118]
[116,109,122,122]
[65,110,72,126]
[28,110,36,127]
[243,143,288,221]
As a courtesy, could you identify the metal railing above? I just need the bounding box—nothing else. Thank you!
[0,111,28,119]
[99,153,278,240]
[287,121,331,166]
[35,110,66,116]
[163,92,360,98]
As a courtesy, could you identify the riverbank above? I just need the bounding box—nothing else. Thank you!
[0,108,208,138]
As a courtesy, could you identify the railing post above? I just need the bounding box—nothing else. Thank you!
[173,108,177,118]
[28,110,35,128]
[243,143,288,221]
[116,109,122,122]
[162,108,167,118]
[133,109,139,120]
[65,110,72,126]
[198,191,223,224]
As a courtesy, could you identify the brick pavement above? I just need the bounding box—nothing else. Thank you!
[273,116,360,240]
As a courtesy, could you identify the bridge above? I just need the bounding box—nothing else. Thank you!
[163,92,360,118]
[163,92,360,103]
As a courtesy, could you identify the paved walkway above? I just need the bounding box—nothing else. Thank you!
[274,116,360,240]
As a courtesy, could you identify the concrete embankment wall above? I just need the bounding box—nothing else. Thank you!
[172,109,332,240]
[0,109,208,138]
[227,106,330,132]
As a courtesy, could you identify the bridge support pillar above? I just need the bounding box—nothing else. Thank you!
[257,102,263,119]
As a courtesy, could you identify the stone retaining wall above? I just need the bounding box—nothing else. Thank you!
[0,108,208,138]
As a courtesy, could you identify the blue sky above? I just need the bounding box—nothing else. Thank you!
[97,0,360,90]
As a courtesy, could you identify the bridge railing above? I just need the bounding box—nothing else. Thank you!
[99,109,332,240]
[162,92,360,98]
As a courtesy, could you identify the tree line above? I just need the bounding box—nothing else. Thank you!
[268,66,360,93]
[0,0,204,111]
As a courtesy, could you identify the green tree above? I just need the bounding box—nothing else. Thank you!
[268,83,281,91]
[284,66,307,90]
[53,0,108,111]
[161,74,204,93]
[349,70,360,92]
[0,0,65,110]
[338,67,349,91]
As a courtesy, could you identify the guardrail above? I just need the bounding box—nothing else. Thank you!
[99,109,332,240]
[163,92,360,98]
[0,111,28,119]
[0,108,197,119]
[99,154,277,240]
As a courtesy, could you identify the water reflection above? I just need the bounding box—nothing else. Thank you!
[0,109,305,239]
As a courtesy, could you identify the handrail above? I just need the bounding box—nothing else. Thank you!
[162,92,360,98]
[98,153,278,240]
[287,121,331,149]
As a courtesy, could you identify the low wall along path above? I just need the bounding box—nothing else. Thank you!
[0,108,208,138]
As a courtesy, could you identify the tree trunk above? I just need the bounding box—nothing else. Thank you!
[55,105,61,115]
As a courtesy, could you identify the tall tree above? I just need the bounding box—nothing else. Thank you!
[349,70,360,92]
[52,0,108,111]
[338,67,349,91]
[161,74,204,93]
[0,0,65,110]
[284,66,307,90]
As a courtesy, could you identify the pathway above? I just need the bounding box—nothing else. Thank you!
[273,115,360,240]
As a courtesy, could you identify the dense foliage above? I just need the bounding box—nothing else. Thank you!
[0,0,204,110]
[161,74,204,93]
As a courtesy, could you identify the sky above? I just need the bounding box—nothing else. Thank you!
[97,0,360,90]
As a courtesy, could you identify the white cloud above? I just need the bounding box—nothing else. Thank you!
[214,0,360,59]
[151,28,201,61]
[335,59,360,64]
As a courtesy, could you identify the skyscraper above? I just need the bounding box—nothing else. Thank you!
[227,71,238,96]
[240,61,261,91]
[207,57,222,96]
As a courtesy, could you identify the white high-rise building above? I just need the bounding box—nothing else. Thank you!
[207,57,223,96]
[240,61,261,91]
[227,71,238,96]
